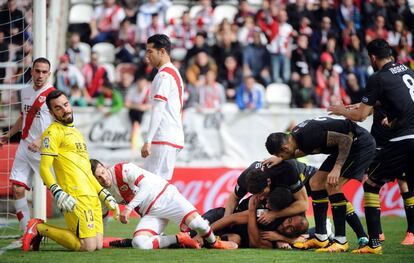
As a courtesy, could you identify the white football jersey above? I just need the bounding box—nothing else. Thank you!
[107,162,169,215]
[20,83,54,143]
[149,62,184,149]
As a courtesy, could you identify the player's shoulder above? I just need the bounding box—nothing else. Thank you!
[44,122,63,135]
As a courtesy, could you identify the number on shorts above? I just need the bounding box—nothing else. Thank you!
[84,209,94,222]
[402,74,414,102]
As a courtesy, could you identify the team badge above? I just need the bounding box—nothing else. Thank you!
[43,137,50,149]
[87,223,94,229]
[38,96,46,103]
[120,185,128,192]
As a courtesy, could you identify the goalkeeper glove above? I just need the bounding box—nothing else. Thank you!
[50,184,76,212]
[99,188,119,220]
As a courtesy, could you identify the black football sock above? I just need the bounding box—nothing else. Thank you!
[363,183,381,248]
[311,190,329,237]
[329,193,347,243]
[345,201,367,239]
[402,191,414,233]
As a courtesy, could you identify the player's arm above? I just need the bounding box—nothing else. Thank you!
[247,195,272,248]
[0,115,22,146]
[326,131,353,185]
[258,187,308,224]
[260,231,298,244]
[224,192,241,217]
[328,102,373,122]
[141,99,166,157]
[210,210,249,232]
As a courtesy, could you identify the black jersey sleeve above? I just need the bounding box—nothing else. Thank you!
[362,74,382,106]
[234,162,262,199]
[268,161,304,193]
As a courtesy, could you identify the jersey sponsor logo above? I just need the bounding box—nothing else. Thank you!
[87,223,94,229]
[43,137,50,149]
[362,96,368,103]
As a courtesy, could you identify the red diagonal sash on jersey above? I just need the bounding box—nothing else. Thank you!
[21,87,55,140]
[114,163,136,203]
[160,67,183,113]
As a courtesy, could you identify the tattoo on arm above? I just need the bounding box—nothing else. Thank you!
[326,131,353,167]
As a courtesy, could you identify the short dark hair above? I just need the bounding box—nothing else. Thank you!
[33,57,51,70]
[147,34,171,55]
[265,132,289,155]
[278,215,309,238]
[245,166,268,194]
[367,39,392,59]
[267,186,294,211]
[90,159,104,174]
[46,90,67,110]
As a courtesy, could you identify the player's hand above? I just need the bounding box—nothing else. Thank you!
[327,103,346,116]
[27,138,41,153]
[120,207,132,224]
[193,234,204,247]
[50,184,76,212]
[258,210,277,225]
[346,103,360,110]
[98,188,119,220]
[276,241,292,249]
[260,231,283,241]
[327,167,341,187]
[141,142,151,158]
[262,156,283,168]
[0,134,10,148]
[248,195,260,211]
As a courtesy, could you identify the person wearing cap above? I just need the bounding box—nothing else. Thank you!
[329,38,414,253]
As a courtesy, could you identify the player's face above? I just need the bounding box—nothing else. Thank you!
[145,43,162,68]
[50,94,74,124]
[94,163,112,188]
[278,145,295,160]
[277,215,304,238]
[31,62,50,89]
[258,185,271,201]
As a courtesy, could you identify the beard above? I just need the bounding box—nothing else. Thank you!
[56,112,74,124]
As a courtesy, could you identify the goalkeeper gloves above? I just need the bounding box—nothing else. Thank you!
[99,188,119,220]
[50,184,76,212]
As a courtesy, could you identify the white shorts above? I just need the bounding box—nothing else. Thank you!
[9,140,41,190]
[143,144,179,181]
[134,185,198,236]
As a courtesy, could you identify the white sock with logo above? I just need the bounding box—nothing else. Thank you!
[15,197,30,230]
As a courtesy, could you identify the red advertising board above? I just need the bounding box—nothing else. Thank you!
[171,168,404,216]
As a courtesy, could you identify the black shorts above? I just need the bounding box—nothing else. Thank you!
[319,127,376,181]
[128,109,144,124]
[375,148,406,181]
[303,166,317,194]
[368,139,414,188]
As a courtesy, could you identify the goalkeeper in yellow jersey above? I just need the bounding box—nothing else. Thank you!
[22,90,119,252]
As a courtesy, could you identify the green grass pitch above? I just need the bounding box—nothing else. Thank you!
[1,216,414,263]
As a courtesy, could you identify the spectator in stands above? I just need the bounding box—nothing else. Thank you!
[95,80,123,117]
[212,30,242,75]
[291,34,313,76]
[286,0,314,32]
[125,77,151,151]
[315,52,340,98]
[310,16,337,54]
[55,54,87,99]
[138,13,165,45]
[185,31,211,64]
[186,50,218,90]
[0,0,26,45]
[194,0,215,40]
[298,16,313,38]
[90,0,126,44]
[243,28,271,86]
[255,0,278,44]
[365,14,388,44]
[294,74,318,109]
[65,32,88,69]
[337,0,361,33]
[312,0,337,31]
[136,0,171,35]
[116,69,135,98]
[82,52,108,97]
[197,70,226,111]
[388,18,412,49]
[218,55,243,101]
[396,36,414,68]
[233,0,255,28]
[317,74,350,109]
[235,75,264,111]
[344,33,370,70]
[69,84,88,107]
[0,30,8,84]
[340,53,368,90]
[324,35,342,69]
[115,19,138,63]
[169,11,197,49]
[343,72,363,104]
[237,16,257,47]
[362,0,388,30]
[387,0,414,31]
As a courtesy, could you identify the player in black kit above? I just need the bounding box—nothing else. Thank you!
[328,39,414,254]
[266,117,375,252]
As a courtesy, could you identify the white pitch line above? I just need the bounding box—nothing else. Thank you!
[0,240,21,255]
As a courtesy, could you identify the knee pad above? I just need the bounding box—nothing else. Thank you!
[188,215,211,236]
[132,235,154,250]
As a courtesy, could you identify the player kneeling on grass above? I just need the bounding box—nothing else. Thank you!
[22,90,120,252]
[90,159,238,250]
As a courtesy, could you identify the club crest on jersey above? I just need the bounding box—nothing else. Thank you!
[43,137,50,149]
[87,223,94,229]
[119,185,128,192]
[38,96,46,103]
